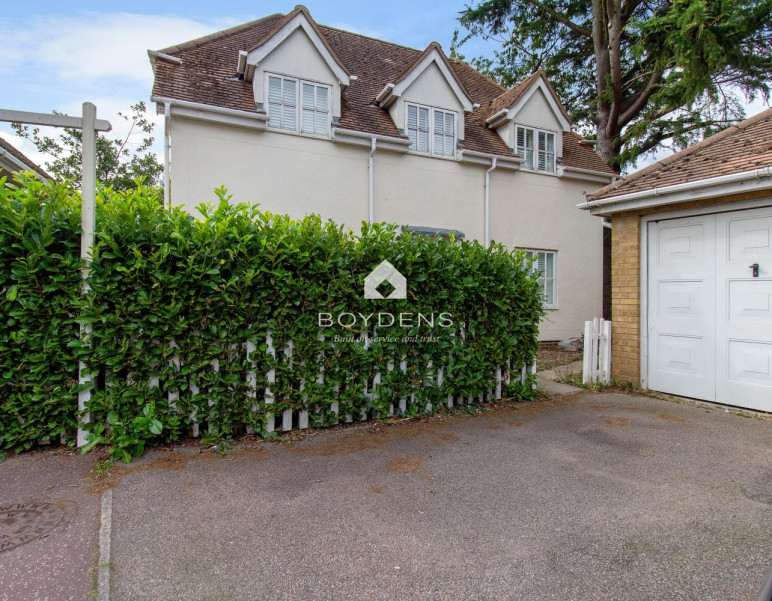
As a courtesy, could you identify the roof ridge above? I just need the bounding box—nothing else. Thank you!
[156,13,284,55]
[592,107,772,198]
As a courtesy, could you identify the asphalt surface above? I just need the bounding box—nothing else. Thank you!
[109,393,771,601]
[0,450,100,600]
[1,392,770,601]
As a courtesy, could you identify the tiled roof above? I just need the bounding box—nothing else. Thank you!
[589,107,772,200]
[151,9,611,172]
[562,132,618,175]
[0,138,51,180]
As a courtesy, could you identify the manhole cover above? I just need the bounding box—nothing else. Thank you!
[0,501,66,553]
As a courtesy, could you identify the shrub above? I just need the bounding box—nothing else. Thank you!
[0,176,544,461]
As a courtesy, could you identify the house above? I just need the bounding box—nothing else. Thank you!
[148,5,616,342]
[0,138,50,182]
[581,108,772,412]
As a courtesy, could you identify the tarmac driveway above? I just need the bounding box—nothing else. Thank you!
[1,392,771,600]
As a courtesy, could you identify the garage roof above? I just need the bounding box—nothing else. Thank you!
[589,107,772,202]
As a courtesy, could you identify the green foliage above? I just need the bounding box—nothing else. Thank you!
[457,0,772,170]
[11,102,163,190]
[0,177,544,461]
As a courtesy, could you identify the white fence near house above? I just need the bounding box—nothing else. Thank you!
[583,318,612,384]
[75,331,537,442]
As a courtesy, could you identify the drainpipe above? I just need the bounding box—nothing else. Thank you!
[368,136,377,223]
[163,103,171,207]
[484,157,498,248]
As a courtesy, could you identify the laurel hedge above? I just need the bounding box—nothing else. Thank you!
[0,175,544,461]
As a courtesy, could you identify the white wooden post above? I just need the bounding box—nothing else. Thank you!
[245,339,257,434]
[282,340,293,431]
[600,320,612,383]
[76,103,97,448]
[265,332,275,433]
[582,320,593,384]
[0,106,111,448]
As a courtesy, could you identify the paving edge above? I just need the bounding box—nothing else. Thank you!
[97,490,112,601]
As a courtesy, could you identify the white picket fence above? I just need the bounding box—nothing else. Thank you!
[76,332,536,444]
[582,318,612,384]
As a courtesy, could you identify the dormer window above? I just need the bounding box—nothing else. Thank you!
[407,103,456,157]
[266,73,331,136]
[516,126,555,173]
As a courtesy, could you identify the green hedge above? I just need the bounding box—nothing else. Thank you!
[0,176,544,462]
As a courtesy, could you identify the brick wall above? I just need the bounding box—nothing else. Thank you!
[610,212,641,382]
[609,190,772,385]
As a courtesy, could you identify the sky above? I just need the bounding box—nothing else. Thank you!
[1,1,769,173]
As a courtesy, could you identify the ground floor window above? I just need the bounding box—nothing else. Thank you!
[524,249,557,308]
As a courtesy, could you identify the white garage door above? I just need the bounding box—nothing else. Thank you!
[647,207,772,412]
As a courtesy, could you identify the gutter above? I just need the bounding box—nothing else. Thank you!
[560,165,618,182]
[0,148,47,181]
[485,158,498,248]
[579,166,772,213]
[151,96,269,123]
[458,149,521,169]
[331,127,410,152]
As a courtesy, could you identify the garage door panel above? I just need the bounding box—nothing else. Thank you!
[717,208,772,411]
[657,223,707,266]
[657,280,708,321]
[727,339,772,385]
[728,215,772,263]
[728,279,772,321]
[656,334,705,377]
[647,216,715,402]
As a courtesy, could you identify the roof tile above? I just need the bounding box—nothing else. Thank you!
[151,13,610,170]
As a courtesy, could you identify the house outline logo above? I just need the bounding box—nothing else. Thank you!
[364,260,407,300]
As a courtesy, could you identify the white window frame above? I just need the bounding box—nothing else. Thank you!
[406,102,457,158]
[265,72,332,137]
[516,126,556,173]
[523,249,558,309]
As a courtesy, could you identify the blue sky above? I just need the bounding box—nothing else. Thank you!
[1,0,498,168]
[2,1,769,171]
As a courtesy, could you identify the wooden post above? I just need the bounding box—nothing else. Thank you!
[77,102,97,448]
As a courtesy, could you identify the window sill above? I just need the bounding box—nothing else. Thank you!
[405,150,459,162]
[265,126,332,142]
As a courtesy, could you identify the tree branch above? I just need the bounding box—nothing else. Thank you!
[619,67,663,127]
[524,0,593,37]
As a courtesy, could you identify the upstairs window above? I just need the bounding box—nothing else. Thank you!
[524,249,557,309]
[407,103,456,157]
[268,75,297,131]
[517,126,556,173]
[301,82,330,136]
[267,73,331,136]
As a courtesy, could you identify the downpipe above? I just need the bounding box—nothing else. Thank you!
[485,157,498,248]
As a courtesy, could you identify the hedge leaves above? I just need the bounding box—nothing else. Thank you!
[1,176,544,461]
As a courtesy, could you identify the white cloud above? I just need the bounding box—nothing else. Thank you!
[0,12,240,86]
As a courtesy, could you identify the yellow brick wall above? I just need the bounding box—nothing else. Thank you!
[609,190,772,385]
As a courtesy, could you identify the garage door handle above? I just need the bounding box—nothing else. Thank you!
[750,263,760,278]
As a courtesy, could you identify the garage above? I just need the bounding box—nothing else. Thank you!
[578,107,772,413]
[646,207,772,411]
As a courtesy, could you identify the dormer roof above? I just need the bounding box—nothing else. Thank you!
[242,5,350,86]
[486,71,572,131]
[375,42,475,113]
